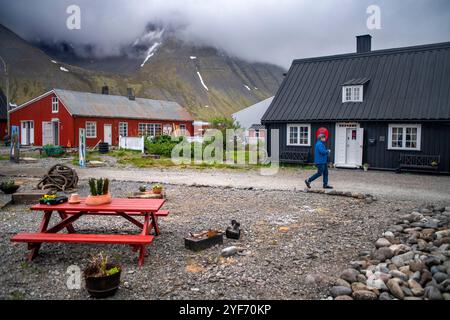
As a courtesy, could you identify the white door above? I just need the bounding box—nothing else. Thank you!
[334,125,347,165]
[21,122,28,145]
[346,128,360,166]
[42,122,53,146]
[20,121,34,145]
[104,124,112,145]
[29,122,34,145]
[335,123,363,168]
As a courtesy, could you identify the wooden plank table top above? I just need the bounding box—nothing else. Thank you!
[31,198,166,213]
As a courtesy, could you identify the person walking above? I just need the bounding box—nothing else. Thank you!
[305,134,333,189]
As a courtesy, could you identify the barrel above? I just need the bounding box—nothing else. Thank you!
[98,142,109,154]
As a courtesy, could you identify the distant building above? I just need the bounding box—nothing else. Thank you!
[232,96,273,142]
[263,35,450,172]
[9,88,194,147]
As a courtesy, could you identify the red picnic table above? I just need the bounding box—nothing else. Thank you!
[11,198,169,267]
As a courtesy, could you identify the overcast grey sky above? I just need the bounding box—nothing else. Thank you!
[1,0,449,68]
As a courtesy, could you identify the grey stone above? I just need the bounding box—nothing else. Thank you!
[443,293,450,300]
[373,247,394,262]
[390,270,409,281]
[408,279,424,297]
[352,290,378,300]
[391,251,415,267]
[387,279,405,299]
[335,295,353,300]
[401,286,413,296]
[367,277,388,290]
[425,286,443,300]
[334,278,351,288]
[375,238,391,248]
[340,268,360,283]
[330,286,352,297]
[379,292,393,300]
[433,272,448,283]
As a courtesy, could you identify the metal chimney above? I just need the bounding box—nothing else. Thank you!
[127,88,135,101]
[356,35,372,53]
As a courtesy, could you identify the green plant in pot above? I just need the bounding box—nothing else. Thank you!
[85,178,111,206]
[362,163,370,172]
[0,180,20,194]
[152,184,163,194]
[84,252,121,299]
[139,185,147,193]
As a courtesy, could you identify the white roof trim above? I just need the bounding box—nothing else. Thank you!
[8,90,55,114]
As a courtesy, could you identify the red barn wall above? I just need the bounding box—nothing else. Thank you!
[73,117,194,147]
[9,93,75,147]
[0,121,7,139]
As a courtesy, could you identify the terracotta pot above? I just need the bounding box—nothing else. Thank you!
[85,193,112,206]
[152,188,163,195]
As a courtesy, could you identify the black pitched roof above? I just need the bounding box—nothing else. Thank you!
[262,41,450,123]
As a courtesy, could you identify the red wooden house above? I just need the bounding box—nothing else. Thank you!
[9,88,194,147]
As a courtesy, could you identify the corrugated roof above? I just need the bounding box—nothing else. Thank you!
[262,41,450,122]
[54,89,193,121]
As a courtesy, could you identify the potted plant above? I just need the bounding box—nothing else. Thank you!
[84,253,121,299]
[152,184,163,194]
[0,180,20,194]
[85,178,112,206]
[362,163,370,172]
[431,161,439,167]
[139,185,147,193]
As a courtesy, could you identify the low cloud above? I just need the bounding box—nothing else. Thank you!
[1,0,449,68]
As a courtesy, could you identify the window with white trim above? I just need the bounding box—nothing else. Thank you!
[342,85,363,102]
[388,124,421,151]
[52,97,59,113]
[86,122,97,138]
[138,123,162,137]
[179,124,187,136]
[119,122,128,137]
[287,124,311,146]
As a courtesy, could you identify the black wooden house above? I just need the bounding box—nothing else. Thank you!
[262,35,450,173]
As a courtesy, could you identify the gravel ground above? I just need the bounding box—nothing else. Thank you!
[1,179,444,300]
[1,158,450,202]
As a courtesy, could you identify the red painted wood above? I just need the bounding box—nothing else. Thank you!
[117,212,144,229]
[150,212,161,236]
[28,211,52,261]
[31,198,166,213]
[9,91,194,147]
[46,213,83,234]
[12,233,154,245]
[9,93,74,147]
[58,211,77,233]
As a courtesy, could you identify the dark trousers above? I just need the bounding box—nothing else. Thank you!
[307,164,329,186]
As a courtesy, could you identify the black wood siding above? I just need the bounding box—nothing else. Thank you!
[267,121,450,173]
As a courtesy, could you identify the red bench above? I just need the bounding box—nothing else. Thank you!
[11,233,154,245]
[11,198,168,267]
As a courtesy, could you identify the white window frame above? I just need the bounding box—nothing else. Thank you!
[119,122,128,137]
[287,124,311,146]
[52,97,59,113]
[138,123,162,137]
[342,85,364,103]
[388,124,421,151]
[86,121,97,138]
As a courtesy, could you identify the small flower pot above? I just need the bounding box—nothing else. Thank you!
[0,185,20,194]
[84,264,121,299]
[85,193,112,206]
[152,188,163,195]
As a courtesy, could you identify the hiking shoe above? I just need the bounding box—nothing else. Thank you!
[305,180,311,189]
[323,185,334,189]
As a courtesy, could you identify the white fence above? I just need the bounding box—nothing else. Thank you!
[119,136,145,153]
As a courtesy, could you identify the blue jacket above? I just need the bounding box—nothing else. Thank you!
[314,140,329,164]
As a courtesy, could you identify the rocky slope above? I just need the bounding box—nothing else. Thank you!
[0,24,285,119]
